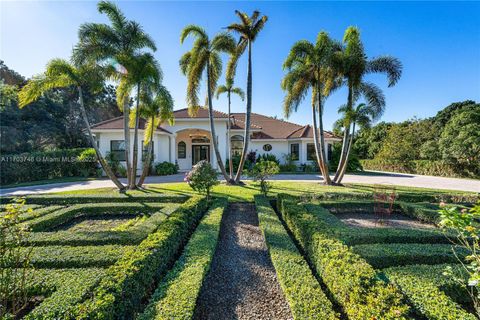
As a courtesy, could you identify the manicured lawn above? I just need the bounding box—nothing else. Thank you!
[0,176,94,189]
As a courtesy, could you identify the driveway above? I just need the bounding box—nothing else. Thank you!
[1,171,479,196]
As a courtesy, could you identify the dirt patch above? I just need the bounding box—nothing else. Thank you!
[337,212,436,230]
[193,203,293,320]
[50,215,135,232]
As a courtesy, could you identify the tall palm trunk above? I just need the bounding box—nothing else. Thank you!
[333,85,353,182]
[78,86,125,191]
[138,115,155,187]
[312,106,327,179]
[234,40,252,183]
[130,85,141,189]
[207,61,230,181]
[123,96,132,186]
[315,86,332,185]
[227,90,233,179]
[337,122,355,183]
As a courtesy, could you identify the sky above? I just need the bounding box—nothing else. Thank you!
[1,1,479,130]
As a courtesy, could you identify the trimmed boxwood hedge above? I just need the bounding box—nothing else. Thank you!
[12,245,133,269]
[138,198,227,320]
[23,268,106,320]
[304,202,450,245]
[73,196,209,319]
[0,194,188,205]
[352,243,468,269]
[255,195,339,320]
[383,264,476,320]
[277,194,411,319]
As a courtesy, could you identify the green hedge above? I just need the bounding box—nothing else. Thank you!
[0,148,98,185]
[383,264,476,320]
[277,194,410,319]
[255,196,339,320]
[26,204,178,246]
[23,268,106,320]
[397,201,442,225]
[74,196,209,319]
[10,245,133,269]
[352,243,467,269]
[359,159,471,179]
[138,198,227,320]
[304,202,450,245]
[0,194,188,205]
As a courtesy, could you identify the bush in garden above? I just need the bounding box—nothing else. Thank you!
[0,198,34,318]
[77,148,99,177]
[256,153,279,164]
[248,160,279,196]
[105,152,126,177]
[185,161,218,200]
[154,161,178,176]
[439,201,480,317]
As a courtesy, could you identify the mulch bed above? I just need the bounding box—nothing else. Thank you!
[337,212,436,230]
[193,203,293,320]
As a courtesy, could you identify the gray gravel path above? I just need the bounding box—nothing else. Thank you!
[193,203,292,320]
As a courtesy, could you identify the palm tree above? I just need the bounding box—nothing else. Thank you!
[333,26,402,184]
[74,0,157,188]
[18,59,126,191]
[334,101,383,182]
[226,10,268,183]
[281,32,340,185]
[137,84,174,187]
[179,25,236,182]
[216,80,245,179]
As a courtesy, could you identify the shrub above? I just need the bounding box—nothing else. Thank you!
[0,194,187,205]
[277,195,410,319]
[329,142,363,172]
[256,153,279,164]
[255,196,339,319]
[185,161,218,200]
[74,196,208,319]
[359,159,470,178]
[154,162,178,176]
[138,198,227,320]
[77,148,100,177]
[248,160,280,196]
[279,163,297,172]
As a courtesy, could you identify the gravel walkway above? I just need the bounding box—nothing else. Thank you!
[194,203,292,320]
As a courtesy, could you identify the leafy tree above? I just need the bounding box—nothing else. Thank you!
[179,25,236,182]
[353,122,392,159]
[137,84,174,187]
[75,0,157,188]
[248,160,279,196]
[18,59,126,191]
[0,60,24,85]
[439,106,480,177]
[226,10,268,183]
[333,26,402,184]
[185,160,219,201]
[282,31,340,185]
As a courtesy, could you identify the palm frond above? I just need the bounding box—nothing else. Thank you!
[283,40,314,70]
[180,25,208,44]
[126,21,157,52]
[251,15,268,41]
[18,74,73,108]
[215,85,228,99]
[179,52,191,75]
[231,87,245,100]
[367,55,402,87]
[358,81,385,120]
[283,76,309,118]
[97,1,127,32]
[211,33,236,53]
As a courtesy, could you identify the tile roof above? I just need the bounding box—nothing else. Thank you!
[90,116,172,134]
[173,108,228,118]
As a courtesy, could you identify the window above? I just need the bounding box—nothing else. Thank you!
[327,143,333,161]
[110,140,126,161]
[290,143,299,161]
[141,141,154,161]
[263,144,272,152]
[178,141,186,159]
[307,143,316,161]
[231,135,243,156]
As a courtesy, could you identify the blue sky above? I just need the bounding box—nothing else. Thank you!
[1,1,479,130]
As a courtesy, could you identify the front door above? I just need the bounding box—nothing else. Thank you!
[192,145,210,165]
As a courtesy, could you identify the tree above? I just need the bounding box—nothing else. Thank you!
[137,84,174,187]
[185,160,219,201]
[18,59,125,191]
[216,81,244,180]
[248,160,279,196]
[74,0,157,188]
[281,31,340,185]
[226,10,268,183]
[179,25,236,182]
[333,26,402,184]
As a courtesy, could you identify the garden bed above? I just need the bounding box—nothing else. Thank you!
[336,212,436,229]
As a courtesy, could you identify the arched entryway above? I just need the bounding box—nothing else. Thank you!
[175,128,212,171]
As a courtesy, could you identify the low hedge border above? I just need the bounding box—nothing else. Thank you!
[23,268,107,320]
[352,243,467,269]
[73,196,209,319]
[304,202,450,245]
[138,198,227,320]
[25,204,179,246]
[24,202,168,232]
[0,194,188,205]
[255,195,339,320]
[12,245,133,269]
[383,264,476,320]
[277,194,411,319]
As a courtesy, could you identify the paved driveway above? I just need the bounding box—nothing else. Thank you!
[1,171,479,196]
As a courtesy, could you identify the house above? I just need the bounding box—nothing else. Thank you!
[90,108,341,172]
